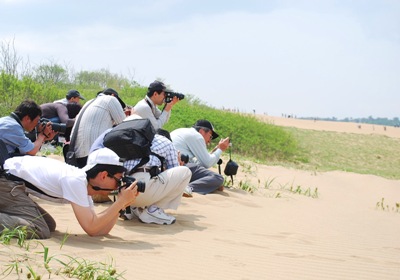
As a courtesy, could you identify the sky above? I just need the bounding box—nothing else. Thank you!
[0,0,399,119]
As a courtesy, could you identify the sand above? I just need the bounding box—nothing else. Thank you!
[1,116,399,280]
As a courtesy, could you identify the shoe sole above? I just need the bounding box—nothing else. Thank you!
[139,218,176,225]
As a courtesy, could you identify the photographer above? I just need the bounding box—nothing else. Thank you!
[40,89,85,141]
[1,148,138,239]
[133,80,182,130]
[0,100,57,156]
[171,120,230,194]
[90,114,191,225]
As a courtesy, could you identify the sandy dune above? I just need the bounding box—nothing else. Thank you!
[1,117,399,280]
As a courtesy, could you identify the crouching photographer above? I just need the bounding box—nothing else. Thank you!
[171,119,232,195]
[90,115,191,225]
[0,100,58,157]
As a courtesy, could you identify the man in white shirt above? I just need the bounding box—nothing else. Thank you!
[171,120,230,194]
[133,80,180,130]
[0,148,138,239]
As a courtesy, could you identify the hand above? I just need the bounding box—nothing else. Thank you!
[218,137,230,152]
[118,182,139,208]
[42,122,58,140]
[177,150,185,166]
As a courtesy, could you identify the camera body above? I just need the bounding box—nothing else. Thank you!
[120,176,146,193]
[165,91,185,103]
[39,118,67,134]
[180,153,189,164]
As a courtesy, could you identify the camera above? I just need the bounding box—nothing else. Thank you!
[165,91,185,103]
[119,176,146,193]
[39,118,67,134]
[180,153,189,164]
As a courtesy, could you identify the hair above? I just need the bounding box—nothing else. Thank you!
[193,126,211,133]
[66,102,82,118]
[85,164,126,180]
[146,81,166,97]
[156,128,172,141]
[13,99,42,121]
[146,88,161,97]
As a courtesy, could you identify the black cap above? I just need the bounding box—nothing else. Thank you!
[101,88,126,109]
[193,119,219,139]
[148,81,166,93]
[66,90,85,100]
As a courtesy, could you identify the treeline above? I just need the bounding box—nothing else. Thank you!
[301,117,400,127]
[0,39,149,116]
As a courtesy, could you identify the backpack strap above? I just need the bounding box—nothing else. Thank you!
[0,139,9,171]
[125,152,166,176]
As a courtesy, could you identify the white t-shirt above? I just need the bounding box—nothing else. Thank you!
[4,155,93,207]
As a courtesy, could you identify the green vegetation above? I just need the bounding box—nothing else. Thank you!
[277,127,400,179]
[376,198,400,213]
[0,227,125,279]
[1,38,399,180]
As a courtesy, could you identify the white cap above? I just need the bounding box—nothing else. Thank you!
[82,148,124,171]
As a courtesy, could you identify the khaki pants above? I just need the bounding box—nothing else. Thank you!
[0,177,56,239]
[130,166,192,210]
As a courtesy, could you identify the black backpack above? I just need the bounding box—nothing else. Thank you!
[103,119,165,175]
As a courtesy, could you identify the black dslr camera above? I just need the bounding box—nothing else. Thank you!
[119,176,146,193]
[39,118,67,134]
[180,153,189,164]
[165,91,185,103]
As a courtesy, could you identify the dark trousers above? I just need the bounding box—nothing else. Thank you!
[0,177,56,239]
[187,163,224,195]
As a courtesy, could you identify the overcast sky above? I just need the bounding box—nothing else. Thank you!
[1,0,399,118]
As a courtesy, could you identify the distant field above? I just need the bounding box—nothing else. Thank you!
[255,115,400,180]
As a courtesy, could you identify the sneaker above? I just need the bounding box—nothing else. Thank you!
[120,206,142,220]
[183,186,193,198]
[139,206,176,225]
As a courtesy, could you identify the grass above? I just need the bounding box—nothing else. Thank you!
[0,227,125,279]
[268,127,400,180]
[376,198,400,213]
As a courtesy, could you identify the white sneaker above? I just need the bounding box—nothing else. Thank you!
[183,186,193,197]
[139,206,176,225]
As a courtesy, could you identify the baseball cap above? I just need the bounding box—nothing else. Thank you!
[193,119,219,140]
[82,148,125,172]
[66,90,85,100]
[101,88,126,109]
[148,81,166,93]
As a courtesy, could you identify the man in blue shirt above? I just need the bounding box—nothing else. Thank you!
[0,100,57,156]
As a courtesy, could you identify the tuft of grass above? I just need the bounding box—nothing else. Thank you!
[0,227,125,279]
[376,198,400,213]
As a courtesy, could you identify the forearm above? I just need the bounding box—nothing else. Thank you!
[74,199,125,236]
[27,134,46,155]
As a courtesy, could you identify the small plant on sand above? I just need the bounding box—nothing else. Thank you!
[238,180,257,193]
[376,198,400,213]
[0,226,32,249]
[0,228,125,280]
[288,185,319,198]
[262,179,319,199]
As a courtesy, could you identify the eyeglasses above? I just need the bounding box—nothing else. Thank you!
[108,174,123,185]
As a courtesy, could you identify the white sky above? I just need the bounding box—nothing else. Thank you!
[1,0,399,118]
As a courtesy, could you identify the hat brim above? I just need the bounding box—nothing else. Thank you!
[212,131,219,140]
[78,95,85,100]
[115,96,126,109]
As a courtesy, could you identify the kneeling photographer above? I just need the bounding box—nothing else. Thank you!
[170,119,231,195]
[90,114,191,225]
